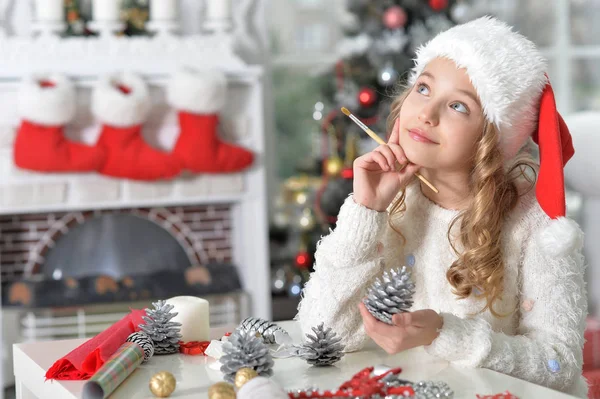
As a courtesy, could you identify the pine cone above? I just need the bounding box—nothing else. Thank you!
[239,317,290,344]
[363,266,415,325]
[139,300,182,355]
[220,329,274,382]
[296,323,345,367]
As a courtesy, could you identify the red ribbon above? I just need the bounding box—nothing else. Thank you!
[178,341,210,356]
[476,392,519,399]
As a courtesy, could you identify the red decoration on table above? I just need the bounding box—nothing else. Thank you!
[476,391,519,399]
[429,0,449,11]
[358,87,377,107]
[45,309,146,380]
[178,341,211,355]
[286,366,413,398]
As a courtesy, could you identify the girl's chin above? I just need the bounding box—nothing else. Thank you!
[401,143,436,168]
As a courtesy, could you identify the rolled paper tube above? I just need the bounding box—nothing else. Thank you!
[82,342,144,399]
[166,296,210,342]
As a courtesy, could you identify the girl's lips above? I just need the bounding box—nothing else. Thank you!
[408,129,438,144]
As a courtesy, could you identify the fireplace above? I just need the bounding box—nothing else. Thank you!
[1,204,242,309]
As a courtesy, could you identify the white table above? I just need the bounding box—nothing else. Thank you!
[13,321,578,398]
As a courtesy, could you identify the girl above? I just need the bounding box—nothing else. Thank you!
[296,16,588,398]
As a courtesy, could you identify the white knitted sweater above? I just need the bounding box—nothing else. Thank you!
[296,182,588,398]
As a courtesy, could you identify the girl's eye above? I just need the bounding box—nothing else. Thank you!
[416,84,429,95]
[451,102,468,114]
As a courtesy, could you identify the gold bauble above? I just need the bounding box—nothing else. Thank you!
[325,157,344,177]
[234,367,258,389]
[208,382,236,399]
[149,371,176,398]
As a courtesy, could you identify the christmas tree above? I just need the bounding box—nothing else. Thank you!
[271,1,486,304]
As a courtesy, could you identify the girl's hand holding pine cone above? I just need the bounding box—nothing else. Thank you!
[352,118,421,212]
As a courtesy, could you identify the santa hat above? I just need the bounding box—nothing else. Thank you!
[408,16,574,221]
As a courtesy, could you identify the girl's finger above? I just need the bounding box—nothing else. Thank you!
[370,151,391,171]
[374,145,396,170]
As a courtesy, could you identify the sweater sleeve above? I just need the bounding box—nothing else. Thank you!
[294,195,390,352]
[424,216,587,395]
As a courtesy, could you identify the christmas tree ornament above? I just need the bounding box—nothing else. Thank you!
[271,267,287,294]
[239,317,292,345]
[14,73,106,173]
[358,87,377,107]
[294,250,311,269]
[377,63,399,86]
[450,1,472,23]
[296,323,345,367]
[167,67,254,174]
[382,6,407,29]
[208,382,236,399]
[294,190,309,205]
[220,329,274,382]
[288,273,304,297]
[149,371,176,398]
[429,0,449,11]
[324,156,344,177]
[91,71,181,181]
[363,266,416,325]
[237,376,289,399]
[298,208,316,231]
[234,367,259,389]
[126,331,154,362]
[139,300,183,355]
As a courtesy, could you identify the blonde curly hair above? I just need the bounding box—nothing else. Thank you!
[386,86,537,318]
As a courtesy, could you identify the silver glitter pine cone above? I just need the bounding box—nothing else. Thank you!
[296,323,345,367]
[363,266,415,325]
[220,329,274,382]
[239,317,290,344]
[138,300,182,355]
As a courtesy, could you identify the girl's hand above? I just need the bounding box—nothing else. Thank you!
[358,302,443,354]
[352,118,420,212]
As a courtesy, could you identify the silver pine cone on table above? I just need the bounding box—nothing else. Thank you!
[138,300,182,355]
[296,323,345,367]
[220,329,274,382]
[363,266,415,325]
[239,317,291,344]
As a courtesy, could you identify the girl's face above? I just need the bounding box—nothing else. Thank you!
[398,57,485,172]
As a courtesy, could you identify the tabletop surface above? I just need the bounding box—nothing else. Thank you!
[13,320,579,398]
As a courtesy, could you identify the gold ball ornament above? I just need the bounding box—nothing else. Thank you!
[325,157,344,177]
[208,382,236,399]
[234,367,259,389]
[149,371,176,398]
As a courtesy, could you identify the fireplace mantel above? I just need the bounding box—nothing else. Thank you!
[0,7,271,322]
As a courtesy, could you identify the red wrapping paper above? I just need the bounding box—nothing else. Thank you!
[45,309,146,380]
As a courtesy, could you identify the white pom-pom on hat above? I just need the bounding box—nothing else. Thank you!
[18,72,76,126]
[536,217,584,258]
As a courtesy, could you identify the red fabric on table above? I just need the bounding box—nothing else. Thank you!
[45,309,146,380]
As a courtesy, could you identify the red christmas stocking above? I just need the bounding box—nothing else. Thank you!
[14,74,105,172]
[91,72,181,181]
[167,68,254,173]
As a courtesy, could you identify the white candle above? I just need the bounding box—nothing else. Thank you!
[166,296,210,342]
[206,0,231,21]
[34,0,64,22]
[92,0,121,21]
[150,0,178,21]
